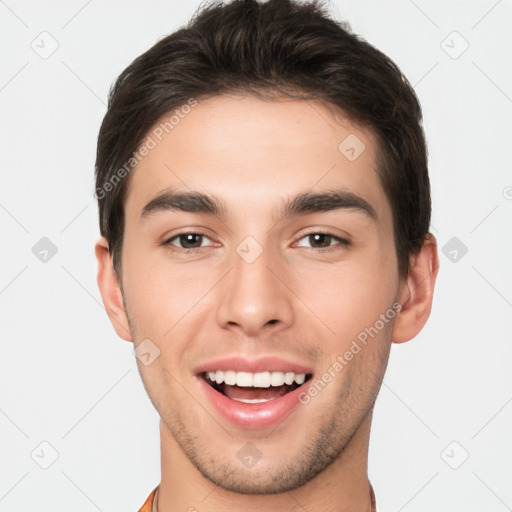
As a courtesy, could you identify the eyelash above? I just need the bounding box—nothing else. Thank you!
[162,231,350,254]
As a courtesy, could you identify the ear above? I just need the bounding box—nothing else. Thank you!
[392,233,439,344]
[95,237,132,342]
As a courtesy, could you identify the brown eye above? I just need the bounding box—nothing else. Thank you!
[165,233,210,250]
[178,234,203,248]
[295,232,350,251]
[308,233,333,248]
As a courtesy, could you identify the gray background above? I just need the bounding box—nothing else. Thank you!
[1,0,511,510]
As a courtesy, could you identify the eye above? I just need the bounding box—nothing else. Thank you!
[295,232,350,251]
[162,231,349,253]
[164,232,214,250]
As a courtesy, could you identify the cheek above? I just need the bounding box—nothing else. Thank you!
[293,249,398,347]
[121,235,210,333]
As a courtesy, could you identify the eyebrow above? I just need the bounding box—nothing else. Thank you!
[140,188,377,221]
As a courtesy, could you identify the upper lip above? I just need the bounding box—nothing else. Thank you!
[194,356,313,375]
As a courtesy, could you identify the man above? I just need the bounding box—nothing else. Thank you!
[94,0,439,510]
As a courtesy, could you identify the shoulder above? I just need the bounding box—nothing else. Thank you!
[137,486,158,512]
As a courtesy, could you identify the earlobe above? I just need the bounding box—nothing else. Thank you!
[95,237,133,342]
[392,233,439,344]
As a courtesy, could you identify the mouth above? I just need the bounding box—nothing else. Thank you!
[194,357,315,428]
[201,370,313,404]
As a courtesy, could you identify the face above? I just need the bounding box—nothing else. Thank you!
[117,94,403,493]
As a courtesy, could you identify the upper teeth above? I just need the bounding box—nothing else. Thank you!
[207,371,306,387]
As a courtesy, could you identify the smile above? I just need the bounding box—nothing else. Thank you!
[195,359,314,429]
[202,371,310,403]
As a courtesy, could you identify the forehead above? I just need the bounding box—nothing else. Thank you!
[124,94,391,226]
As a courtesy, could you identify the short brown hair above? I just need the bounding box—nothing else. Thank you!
[95,0,431,277]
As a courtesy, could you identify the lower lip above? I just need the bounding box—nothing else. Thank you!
[198,376,311,429]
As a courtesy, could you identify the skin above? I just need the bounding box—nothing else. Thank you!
[96,94,439,512]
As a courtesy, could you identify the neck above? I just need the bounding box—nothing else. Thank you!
[157,410,374,512]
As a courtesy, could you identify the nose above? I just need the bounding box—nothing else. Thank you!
[215,244,295,337]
